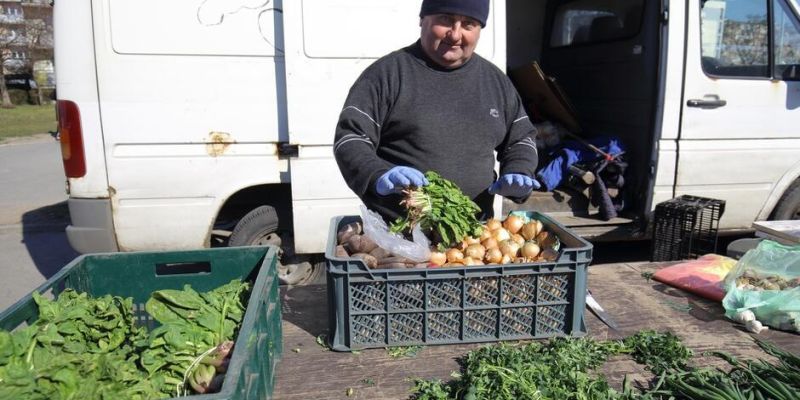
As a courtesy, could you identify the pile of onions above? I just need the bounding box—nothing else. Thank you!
[429,215,559,267]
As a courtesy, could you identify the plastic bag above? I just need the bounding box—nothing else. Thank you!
[722,240,800,333]
[360,205,431,263]
[653,254,737,302]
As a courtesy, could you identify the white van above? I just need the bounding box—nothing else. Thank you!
[56,0,800,273]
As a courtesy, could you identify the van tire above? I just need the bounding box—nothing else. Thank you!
[771,180,800,220]
[228,205,282,247]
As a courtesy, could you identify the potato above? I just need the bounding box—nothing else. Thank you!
[334,245,349,258]
[337,221,362,244]
[358,235,379,253]
[377,256,415,265]
[351,253,378,269]
[369,246,392,260]
[346,234,379,254]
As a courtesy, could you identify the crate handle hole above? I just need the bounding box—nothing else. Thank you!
[155,261,211,276]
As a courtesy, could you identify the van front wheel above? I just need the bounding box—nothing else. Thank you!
[772,180,800,220]
[228,205,282,247]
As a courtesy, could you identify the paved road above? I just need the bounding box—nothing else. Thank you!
[0,135,78,310]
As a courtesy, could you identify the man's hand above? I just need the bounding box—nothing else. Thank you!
[375,166,428,196]
[488,174,541,198]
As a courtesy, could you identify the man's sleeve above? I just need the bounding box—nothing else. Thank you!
[495,78,539,202]
[333,71,395,198]
[496,78,539,179]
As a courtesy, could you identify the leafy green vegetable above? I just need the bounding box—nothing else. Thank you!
[391,171,483,249]
[0,280,250,399]
[387,345,422,358]
[0,289,163,399]
[142,280,248,396]
[624,330,692,375]
[410,332,800,400]
[412,338,625,400]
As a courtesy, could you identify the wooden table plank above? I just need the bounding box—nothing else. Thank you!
[272,262,799,400]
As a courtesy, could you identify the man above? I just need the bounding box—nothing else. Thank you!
[334,0,539,222]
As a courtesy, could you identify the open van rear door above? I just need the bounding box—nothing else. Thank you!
[676,0,800,229]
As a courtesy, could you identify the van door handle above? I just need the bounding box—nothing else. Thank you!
[687,95,727,109]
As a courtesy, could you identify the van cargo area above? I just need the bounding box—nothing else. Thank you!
[501,0,658,240]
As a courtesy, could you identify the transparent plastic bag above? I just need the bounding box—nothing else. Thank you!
[722,240,800,333]
[360,205,431,263]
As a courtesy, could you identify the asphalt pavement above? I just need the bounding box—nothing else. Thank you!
[0,135,78,310]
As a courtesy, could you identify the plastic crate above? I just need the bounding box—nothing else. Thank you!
[325,211,592,351]
[651,195,726,262]
[0,246,282,400]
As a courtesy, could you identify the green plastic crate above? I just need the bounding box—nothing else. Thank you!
[326,211,592,351]
[0,246,282,400]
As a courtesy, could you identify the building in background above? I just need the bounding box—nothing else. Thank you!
[0,0,53,106]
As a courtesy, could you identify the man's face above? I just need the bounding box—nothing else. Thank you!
[419,14,482,69]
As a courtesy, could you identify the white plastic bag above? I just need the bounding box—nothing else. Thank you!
[360,205,430,263]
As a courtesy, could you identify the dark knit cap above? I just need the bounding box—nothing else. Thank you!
[419,0,490,27]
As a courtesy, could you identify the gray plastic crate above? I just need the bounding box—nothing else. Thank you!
[325,211,592,351]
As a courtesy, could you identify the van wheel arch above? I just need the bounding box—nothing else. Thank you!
[771,179,800,220]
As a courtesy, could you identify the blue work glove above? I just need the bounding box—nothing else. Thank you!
[375,166,428,196]
[488,174,541,198]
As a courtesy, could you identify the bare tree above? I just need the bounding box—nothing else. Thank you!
[0,14,24,108]
[20,4,52,104]
[721,16,768,66]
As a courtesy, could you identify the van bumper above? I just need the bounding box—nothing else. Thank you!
[66,198,119,253]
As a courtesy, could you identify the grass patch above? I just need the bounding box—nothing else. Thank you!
[0,104,57,142]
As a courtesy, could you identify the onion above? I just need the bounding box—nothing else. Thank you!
[479,229,492,242]
[465,244,486,260]
[464,257,484,266]
[481,237,499,250]
[446,248,464,264]
[503,215,524,234]
[520,221,539,241]
[486,219,502,231]
[484,248,502,264]
[498,240,520,258]
[511,233,525,247]
[429,251,447,266]
[521,241,541,260]
[492,228,511,243]
[500,254,512,264]
[463,236,480,246]
[536,230,550,243]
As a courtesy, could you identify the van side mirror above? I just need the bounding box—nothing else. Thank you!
[782,65,800,81]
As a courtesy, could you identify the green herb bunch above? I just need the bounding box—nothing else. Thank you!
[391,171,483,249]
[413,338,625,400]
[412,331,800,400]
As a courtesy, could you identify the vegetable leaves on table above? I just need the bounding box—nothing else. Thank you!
[411,332,800,400]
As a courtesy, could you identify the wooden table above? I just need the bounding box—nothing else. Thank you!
[272,262,799,400]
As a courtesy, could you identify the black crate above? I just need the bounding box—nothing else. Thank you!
[651,195,725,261]
[325,211,592,351]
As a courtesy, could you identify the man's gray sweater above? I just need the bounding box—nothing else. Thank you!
[334,41,538,222]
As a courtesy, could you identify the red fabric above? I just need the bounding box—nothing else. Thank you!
[652,254,737,302]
